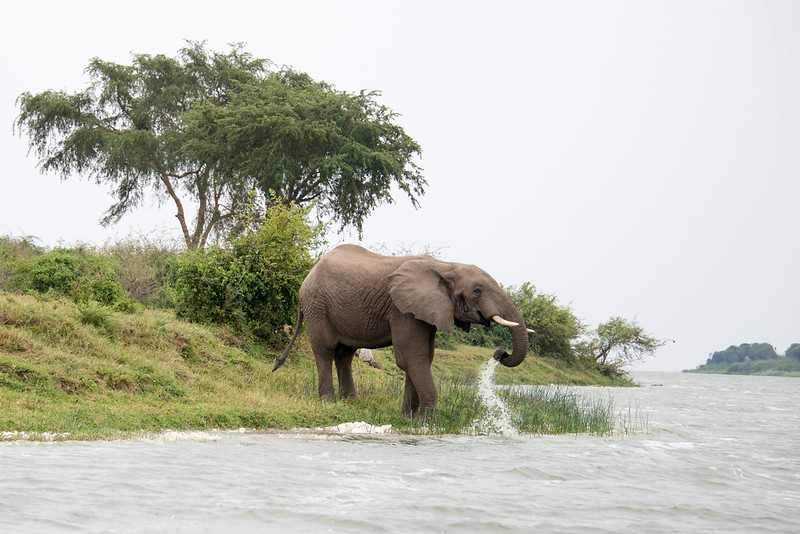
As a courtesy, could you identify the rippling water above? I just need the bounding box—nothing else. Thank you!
[1,372,799,533]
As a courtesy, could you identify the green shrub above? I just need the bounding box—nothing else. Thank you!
[0,235,42,290]
[12,250,81,295]
[170,200,325,344]
[169,247,230,325]
[11,248,129,307]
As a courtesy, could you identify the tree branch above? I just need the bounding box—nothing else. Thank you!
[158,171,192,248]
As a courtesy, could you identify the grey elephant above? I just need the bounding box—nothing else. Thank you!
[274,244,530,419]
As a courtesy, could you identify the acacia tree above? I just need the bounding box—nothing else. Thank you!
[577,316,666,375]
[15,42,267,249]
[184,69,425,236]
[16,42,425,247]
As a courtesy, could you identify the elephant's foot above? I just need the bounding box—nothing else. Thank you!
[339,390,358,401]
[318,383,335,402]
[401,398,418,418]
[402,403,435,423]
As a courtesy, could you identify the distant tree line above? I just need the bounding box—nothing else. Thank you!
[706,343,800,364]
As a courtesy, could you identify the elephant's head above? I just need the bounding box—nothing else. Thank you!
[388,259,529,367]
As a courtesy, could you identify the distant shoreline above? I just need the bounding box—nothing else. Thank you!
[684,357,800,377]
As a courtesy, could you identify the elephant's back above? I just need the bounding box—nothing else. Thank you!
[299,245,403,341]
[305,245,402,287]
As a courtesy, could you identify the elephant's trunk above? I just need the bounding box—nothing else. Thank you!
[492,305,528,368]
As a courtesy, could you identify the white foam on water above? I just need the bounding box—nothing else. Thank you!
[473,358,518,436]
[322,421,393,434]
[1,431,72,442]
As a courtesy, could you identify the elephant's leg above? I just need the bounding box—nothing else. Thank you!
[393,323,437,419]
[401,375,419,417]
[405,362,436,420]
[334,346,358,399]
[309,338,336,402]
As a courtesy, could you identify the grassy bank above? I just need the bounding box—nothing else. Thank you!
[1,292,631,440]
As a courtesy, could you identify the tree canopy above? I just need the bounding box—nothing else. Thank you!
[577,316,666,375]
[15,42,425,248]
[706,343,779,365]
[185,69,425,236]
[506,283,582,360]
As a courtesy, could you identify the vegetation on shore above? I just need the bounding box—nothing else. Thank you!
[1,292,629,440]
[686,358,800,377]
[686,342,800,376]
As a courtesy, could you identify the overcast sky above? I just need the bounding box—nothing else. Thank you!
[1,1,798,372]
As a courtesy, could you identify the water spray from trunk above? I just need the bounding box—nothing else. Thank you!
[473,358,519,436]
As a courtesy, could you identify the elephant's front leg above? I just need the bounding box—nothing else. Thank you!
[401,375,420,417]
[393,321,437,420]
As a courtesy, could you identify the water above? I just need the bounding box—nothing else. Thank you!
[474,358,518,436]
[1,372,799,533]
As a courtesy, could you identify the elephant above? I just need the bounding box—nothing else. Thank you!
[273,244,531,419]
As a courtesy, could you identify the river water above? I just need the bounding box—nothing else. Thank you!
[1,372,798,533]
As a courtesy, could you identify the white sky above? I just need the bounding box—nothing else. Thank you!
[1,1,798,371]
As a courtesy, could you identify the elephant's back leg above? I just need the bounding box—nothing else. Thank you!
[306,326,337,402]
[334,346,358,399]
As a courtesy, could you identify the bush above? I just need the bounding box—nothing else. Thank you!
[170,200,325,344]
[169,247,229,324]
[0,235,42,290]
[10,247,129,307]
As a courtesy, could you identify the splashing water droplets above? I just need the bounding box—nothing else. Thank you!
[473,358,519,436]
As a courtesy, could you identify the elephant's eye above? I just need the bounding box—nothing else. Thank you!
[473,287,482,297]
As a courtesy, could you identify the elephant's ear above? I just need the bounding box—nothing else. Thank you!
[388,259,455,332]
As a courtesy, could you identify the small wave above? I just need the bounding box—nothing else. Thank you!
[321,422,393,434]
[642,440,697,451]
[150,430,222,442]
[1,431,72,442]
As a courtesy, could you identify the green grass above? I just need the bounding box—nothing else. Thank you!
[499,386,616,435]
[0,291,633,440]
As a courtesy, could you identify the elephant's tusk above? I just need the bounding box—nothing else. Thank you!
[527,328,536,333]
[492,315,519,327]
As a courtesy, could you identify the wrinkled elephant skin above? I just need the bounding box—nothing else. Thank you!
[275,245,529,419]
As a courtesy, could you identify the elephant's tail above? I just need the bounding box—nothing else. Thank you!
[273,308,304,372]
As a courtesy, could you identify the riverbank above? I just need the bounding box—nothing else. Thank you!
[0,292,631,439]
